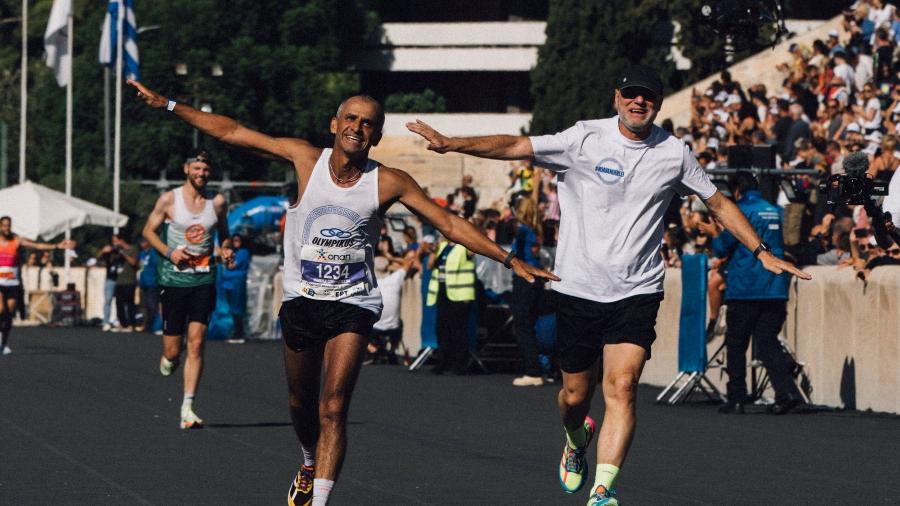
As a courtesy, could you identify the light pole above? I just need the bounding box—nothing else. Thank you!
[174,63,222,148]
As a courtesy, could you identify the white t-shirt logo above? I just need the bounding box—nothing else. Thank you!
[594,158,626,185]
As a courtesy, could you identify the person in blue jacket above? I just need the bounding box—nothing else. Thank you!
[138,238,161,333]
[222,234,251,339]
[710,171,804,415]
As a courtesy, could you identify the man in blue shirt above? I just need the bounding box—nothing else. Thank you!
[138,238,161,333]
[711,172,804,415]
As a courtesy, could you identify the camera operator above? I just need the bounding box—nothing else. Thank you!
[710,171,805,415]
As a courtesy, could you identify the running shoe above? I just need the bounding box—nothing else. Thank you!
[558,416,597,493]
[512,375,545,386]
[287,465,315,506]
[2,345,11,355]
[159,355,179,376]
[180,406,204,430]
[586,485,618,505]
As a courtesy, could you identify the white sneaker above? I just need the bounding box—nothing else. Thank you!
[2,346,11,355]
[180,406,204,429]
[159,356,179,376]
[512,375,544,387]
[102,323,111,332]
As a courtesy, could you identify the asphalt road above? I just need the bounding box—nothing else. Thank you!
[1,327,897,505]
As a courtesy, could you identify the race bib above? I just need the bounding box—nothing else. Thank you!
[173,246,212,273]
[298,245,369,300]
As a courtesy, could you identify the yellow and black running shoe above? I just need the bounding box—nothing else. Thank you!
[287,465,315,506]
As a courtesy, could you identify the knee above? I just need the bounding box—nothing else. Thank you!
[185,338,204,357]
[318,396,348,428]
[604,374,639,404]
[560,386,591,409]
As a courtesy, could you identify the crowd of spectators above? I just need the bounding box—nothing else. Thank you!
[659,0,900,280]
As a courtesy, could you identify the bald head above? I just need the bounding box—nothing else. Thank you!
[336,95,385,131]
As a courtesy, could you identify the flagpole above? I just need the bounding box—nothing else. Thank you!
[113,0,123,234]
[19,0,27,184]
[64,10,73,284]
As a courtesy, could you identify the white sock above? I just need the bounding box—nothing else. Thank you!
[311,479,334,506]
[301,443,316,467]
[182,394,194,409]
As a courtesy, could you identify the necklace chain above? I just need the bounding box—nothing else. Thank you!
[328,157,362,184]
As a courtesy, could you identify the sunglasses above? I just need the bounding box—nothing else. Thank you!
[620,88,658,102]
[887,248,900,256]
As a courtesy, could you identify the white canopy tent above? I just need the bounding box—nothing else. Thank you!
[0,181,128,240]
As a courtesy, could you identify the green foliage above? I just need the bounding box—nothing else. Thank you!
[0,0,378,184]
[0,0,378,249]
[529,0,676,135]
[384,89,447,113]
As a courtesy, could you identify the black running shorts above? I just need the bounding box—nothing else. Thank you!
[160,284,216,336]
[280,296,377,352]
[556,291,664,373]
[0,285,22,301]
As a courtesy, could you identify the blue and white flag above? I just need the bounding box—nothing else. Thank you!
[44,0,72,87]
[99,0,140,81]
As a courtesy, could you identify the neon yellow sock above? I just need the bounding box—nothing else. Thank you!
[593,464,620,492]
[565,423,587,448]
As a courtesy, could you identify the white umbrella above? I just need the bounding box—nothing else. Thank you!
[0,181,128,240]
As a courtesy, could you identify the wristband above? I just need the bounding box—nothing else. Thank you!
[503,250,516,269]
[166,99,176,112]
[165,247,174,260]
[752,242,771,259]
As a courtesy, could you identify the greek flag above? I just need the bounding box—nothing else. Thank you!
[98,0,140,81]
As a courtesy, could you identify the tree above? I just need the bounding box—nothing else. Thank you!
[384,89,447,113]
[0,0,379,245]
[529,0,676,135]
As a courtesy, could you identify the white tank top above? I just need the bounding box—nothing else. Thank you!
[282,148,383,315]
[158,186,219,287]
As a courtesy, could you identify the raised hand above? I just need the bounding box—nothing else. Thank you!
[405,119,454,153]
[126,79,168,109]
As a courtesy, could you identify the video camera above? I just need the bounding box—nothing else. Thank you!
[818,152,888,206]
[821,151,896,248]
[699,0,788,50]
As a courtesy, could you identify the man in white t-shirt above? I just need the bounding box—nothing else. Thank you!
[407,64,810,506]
[368,256,410,364]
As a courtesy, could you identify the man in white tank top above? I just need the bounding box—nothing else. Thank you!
[128,80,558,506]
[407,65,811,505]
[142,149,233,430]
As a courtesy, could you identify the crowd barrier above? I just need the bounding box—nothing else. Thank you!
[23,263,900,413]
[642,266,900,414]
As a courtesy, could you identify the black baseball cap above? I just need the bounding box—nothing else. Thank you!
[616,64,664,98]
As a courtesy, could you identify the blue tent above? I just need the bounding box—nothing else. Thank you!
[227,196,288,236]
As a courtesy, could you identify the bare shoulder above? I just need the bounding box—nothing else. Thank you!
[378,164,416,187]
[155,189,175,209]
[212,192,228,209]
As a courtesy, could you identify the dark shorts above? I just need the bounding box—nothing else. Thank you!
[556,291,664,373]
[160,284,216,336]
[280,296,377,353]
[0,285,22,302]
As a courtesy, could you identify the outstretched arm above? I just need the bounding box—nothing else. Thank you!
[127,80,316,163]
[18,237,75,251]
[405,119,533,160]
[703,191,811,280]
[382,167,559,283]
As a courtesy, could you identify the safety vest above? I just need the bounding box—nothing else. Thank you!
[426,242,475,306]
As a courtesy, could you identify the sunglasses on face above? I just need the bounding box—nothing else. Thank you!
[620,88,658,102]
[887,248,900,256]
